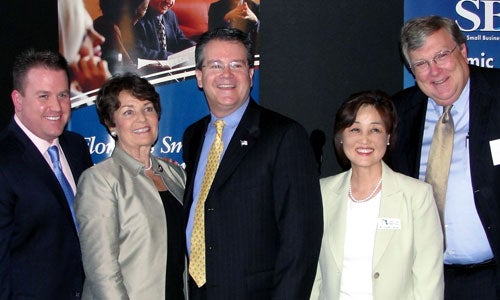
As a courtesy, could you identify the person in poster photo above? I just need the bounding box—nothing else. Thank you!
[134,0,195,60]
[93,0,150,74]
[58,0,112,94]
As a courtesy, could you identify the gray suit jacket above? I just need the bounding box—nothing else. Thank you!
[311,162,444,300]
[75,145,186,299]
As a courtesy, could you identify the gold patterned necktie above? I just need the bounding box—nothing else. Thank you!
[425,105,454,231]
[189,119,225,287]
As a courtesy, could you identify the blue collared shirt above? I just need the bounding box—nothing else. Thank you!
[186,99,250,254]
[419,80,493,264]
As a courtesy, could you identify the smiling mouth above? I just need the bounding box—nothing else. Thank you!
[218,84,236,89]
[133,127,150,134]
[45,116,61,121]
[356,148,373,154]
[432,76,448,85]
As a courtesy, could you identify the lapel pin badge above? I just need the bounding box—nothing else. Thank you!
[240,140,248,146]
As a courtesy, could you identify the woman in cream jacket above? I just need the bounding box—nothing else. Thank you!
[311,91,443,300]
[75,74,187,299]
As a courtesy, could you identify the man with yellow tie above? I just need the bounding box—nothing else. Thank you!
[388,15,500,300]
[182,28,323,299]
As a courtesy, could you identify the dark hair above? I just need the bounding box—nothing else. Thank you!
[12,49,69,94]
[99,0,119,20]
[95,73,161,137]
[333,90,397,168]
[99,0,145,22]
[195,27,254,70]
[400,15,467,67]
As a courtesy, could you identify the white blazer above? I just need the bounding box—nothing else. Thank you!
[311,162,444,300]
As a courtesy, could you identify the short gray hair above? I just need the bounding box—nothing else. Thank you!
[400,15,466,66]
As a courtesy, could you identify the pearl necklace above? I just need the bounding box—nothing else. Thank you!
[349,178,382,203]
[144,157,153,171]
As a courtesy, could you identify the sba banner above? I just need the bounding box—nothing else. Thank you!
[404,0,500,87]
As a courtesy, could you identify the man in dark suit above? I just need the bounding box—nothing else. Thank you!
[387,16,500,300]
[0,49,93,299]
[183,28,323,299]
[133,0,194,60]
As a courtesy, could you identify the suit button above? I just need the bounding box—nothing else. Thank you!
[373,272,380,279]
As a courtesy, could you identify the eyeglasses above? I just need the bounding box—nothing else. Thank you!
[410,44,459,74]
[202,61,248,73]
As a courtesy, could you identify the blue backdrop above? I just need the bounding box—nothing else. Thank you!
[68,68,260,164]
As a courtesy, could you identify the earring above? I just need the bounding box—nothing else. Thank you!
[340,140,343,144]
[111,131,117,137]
[387,142,390,145]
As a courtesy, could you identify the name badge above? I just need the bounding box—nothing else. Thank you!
[489,139,500,166]
[377,218,401,230]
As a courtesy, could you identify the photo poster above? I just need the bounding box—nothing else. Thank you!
[62,0,261,164]
[403,0,500,87]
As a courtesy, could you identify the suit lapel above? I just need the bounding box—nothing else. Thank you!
[324,165,404,270]
[403,90,428,178]
[10,121,58,187]
[59,133,79,180]
[21,143,63,199]
[389,88,428,178]
[468,67,494,185]
[10,121,77,227]
[324,171,350,271]
[184,117,210,211]
[210,101,260,191]
[373,163,403,267]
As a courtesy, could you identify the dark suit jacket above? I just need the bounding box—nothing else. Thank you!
[0,119,93,299]
[133,9,194,60]
[387,65,500,282]
[182,100,323,299]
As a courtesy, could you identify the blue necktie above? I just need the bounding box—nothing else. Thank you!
[47,145,78,230]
